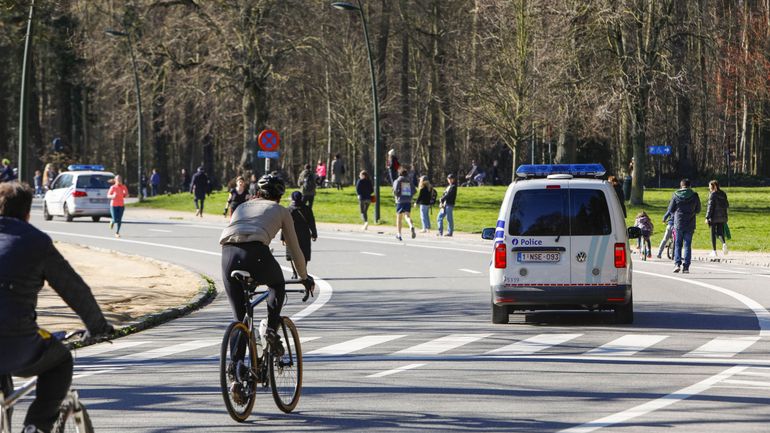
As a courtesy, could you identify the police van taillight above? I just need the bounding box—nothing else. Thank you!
[494,243,507,268]
[614,243,627,268]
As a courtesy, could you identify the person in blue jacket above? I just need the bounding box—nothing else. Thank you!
[665,178,701,273]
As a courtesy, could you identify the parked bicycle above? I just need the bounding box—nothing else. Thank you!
[1,330,97,433]
[220,270,311,421]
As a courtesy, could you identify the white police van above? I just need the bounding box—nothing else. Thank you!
[43,165,114,222]
[481,164,640,324]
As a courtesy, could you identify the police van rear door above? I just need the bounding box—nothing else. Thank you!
[567,183,616,287]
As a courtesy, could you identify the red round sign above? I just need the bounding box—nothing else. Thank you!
[258,129,280,151]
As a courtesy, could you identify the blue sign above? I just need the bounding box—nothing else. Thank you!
[515,164,606,178]
[257,151,280,159]
[648,145,672,156]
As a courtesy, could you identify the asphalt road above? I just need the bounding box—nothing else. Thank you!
[17,202,770,432]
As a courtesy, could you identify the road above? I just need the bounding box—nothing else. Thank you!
[19,202,770,432]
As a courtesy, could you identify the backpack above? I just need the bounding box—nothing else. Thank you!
[429,188,438,206]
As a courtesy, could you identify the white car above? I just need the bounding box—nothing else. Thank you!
[43,165,114,222]
[481,164,640,324]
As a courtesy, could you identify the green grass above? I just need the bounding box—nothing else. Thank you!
[133,185,770,252]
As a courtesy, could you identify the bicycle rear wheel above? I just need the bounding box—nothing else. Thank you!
[53,400,93,433]
[220,321,258,422]
[269,316,302,413]
[666,242,674,260]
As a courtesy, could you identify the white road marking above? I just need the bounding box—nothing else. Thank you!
[115,340,219,361]
[584,335,667,357]
[324,234,489,254]
[367,363,426,378]
[721,379,770,388]
[361,251,385,256]
[486,334,583,355]
[684,336,760,358]
[559,365,748,433]
[44,230,221,256]
[74,341,149,358]
[301,336,321,344]
[459,268,481,274]
[308,335,406,355]
[394,334,492,356]
[148,229,172,233]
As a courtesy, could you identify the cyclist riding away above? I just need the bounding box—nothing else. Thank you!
[0,182,114,433]
[219,174,315,352]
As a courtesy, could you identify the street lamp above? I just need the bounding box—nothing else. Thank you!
[17,0,35,183]
[332,1,381,223]
[105,28,144,202]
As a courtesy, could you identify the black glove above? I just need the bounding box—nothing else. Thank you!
[301,276,315,302]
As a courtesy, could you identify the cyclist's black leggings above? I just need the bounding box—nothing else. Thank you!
[221,242,285,332]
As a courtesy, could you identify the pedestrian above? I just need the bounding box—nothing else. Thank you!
[392,167,416,241]
[282,191,318,277]
[634,211,653,257]
[607,175,626,218]
[43,163,57,192]
[248,173,258,197]
[190,166,210,217]
[226,176,249,218]
[355,170,374,230]
[437,173,457,237]
[464,160,479,186]
[107,174,129,238]
[415,176,434,233]
[656,210,674,259]
[0,159,15,182]
[706,179,729,257]
[150,168,160,197]
[331,153,345,190]
[489,160,501,186]
[140,172,148,199]
[298,164,317,209]
[315,160,327,187]
[666,178,701,273]
[387,149,400,184]
[33,170,43,197]
[179,168,191,193]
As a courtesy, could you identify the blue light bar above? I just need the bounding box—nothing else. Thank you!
[516,164,606,178]
[67,164,105,171]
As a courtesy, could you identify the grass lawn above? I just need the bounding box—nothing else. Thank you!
[133,185,770,252]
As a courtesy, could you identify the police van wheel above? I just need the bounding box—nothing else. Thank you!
[492,303,509,324]
[614,296,634,324]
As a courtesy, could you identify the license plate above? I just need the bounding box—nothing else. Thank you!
[517,252,560,263]
[89,198,108,204]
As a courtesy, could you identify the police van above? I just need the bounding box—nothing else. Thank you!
[481,164,641,324]
[43,165,114,222]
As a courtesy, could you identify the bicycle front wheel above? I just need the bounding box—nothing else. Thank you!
[53,400,93,433]
[269,316,303,413]
[666,242,674,260]
[220,321,258,422]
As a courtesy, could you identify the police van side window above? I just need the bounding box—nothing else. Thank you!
[569,189,612,235]
[508,190,569,236]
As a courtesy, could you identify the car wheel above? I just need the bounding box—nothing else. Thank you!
[43,203,53,221]
[92,216,101,222]
[492,302,509,324]
[63,204,74,222]
[614,296,634,324]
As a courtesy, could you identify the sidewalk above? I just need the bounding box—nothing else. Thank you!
[37,243,206,333]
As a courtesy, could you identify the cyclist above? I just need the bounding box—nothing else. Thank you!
[0,182,114,433]
[219,174,315,352]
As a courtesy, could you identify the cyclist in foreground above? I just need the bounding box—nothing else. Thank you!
[219,174,314,351]
[0,182,114,433]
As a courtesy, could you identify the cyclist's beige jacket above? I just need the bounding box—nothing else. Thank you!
[219,198,307,279]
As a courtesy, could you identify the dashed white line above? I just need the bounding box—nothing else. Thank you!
[459,268,481,274]
[361,251,385,256]
[367,363,426,378]
[148,229,172,233]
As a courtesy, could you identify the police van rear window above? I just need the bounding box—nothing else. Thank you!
[76,174,113,189]
[508,189,611,236]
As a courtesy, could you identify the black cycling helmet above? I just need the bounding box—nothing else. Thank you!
[257,174,285,199]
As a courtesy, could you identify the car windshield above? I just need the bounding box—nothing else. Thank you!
[76,174,113,189]
[508,188,611,236]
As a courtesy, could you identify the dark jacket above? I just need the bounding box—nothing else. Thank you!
[1,217,109,371]
[190,169,210,198]
[228,188,249,212]
[282,203,317,262]
[666,188,701,233]
[298,169,316,197]
[415,186,432,205]
[393,175,414,204]
[355,177,373,201]
[706,190,729,224]
[440,183,457,207]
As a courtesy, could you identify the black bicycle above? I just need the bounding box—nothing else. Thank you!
[220,271,310,421]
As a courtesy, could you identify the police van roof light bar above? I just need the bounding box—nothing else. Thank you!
[67,164,105,172]
[515,164,606,178]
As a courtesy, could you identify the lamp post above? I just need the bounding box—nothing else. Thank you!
[332,1,381,223]
[17,0,35,183]
[105,28,144,202]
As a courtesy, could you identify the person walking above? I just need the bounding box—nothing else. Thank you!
[283,191,318,276]
[226,176,249,218]
[706,179,729,257]
[331,153,345,190]
[150,169,161,197]
[298,164,317,209]
[43,163,57,192]
[33,170,43,197]
[315,160,327,187]
[190,166,210,217]
[437,173,458,237]
[415,176,434,233]
[179,168,191,193]
[107,174,129,238]
[355,170,374,230]
[392,167,416,241]
[666,178,701,273]
[387,149,400,184]
[656,210,674,259]
[0,159,15,182]
[608,175,626,218]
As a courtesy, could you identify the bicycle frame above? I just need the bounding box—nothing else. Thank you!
[1,377,35,433]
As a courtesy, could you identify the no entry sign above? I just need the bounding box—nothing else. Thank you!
[258,129,280,152]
